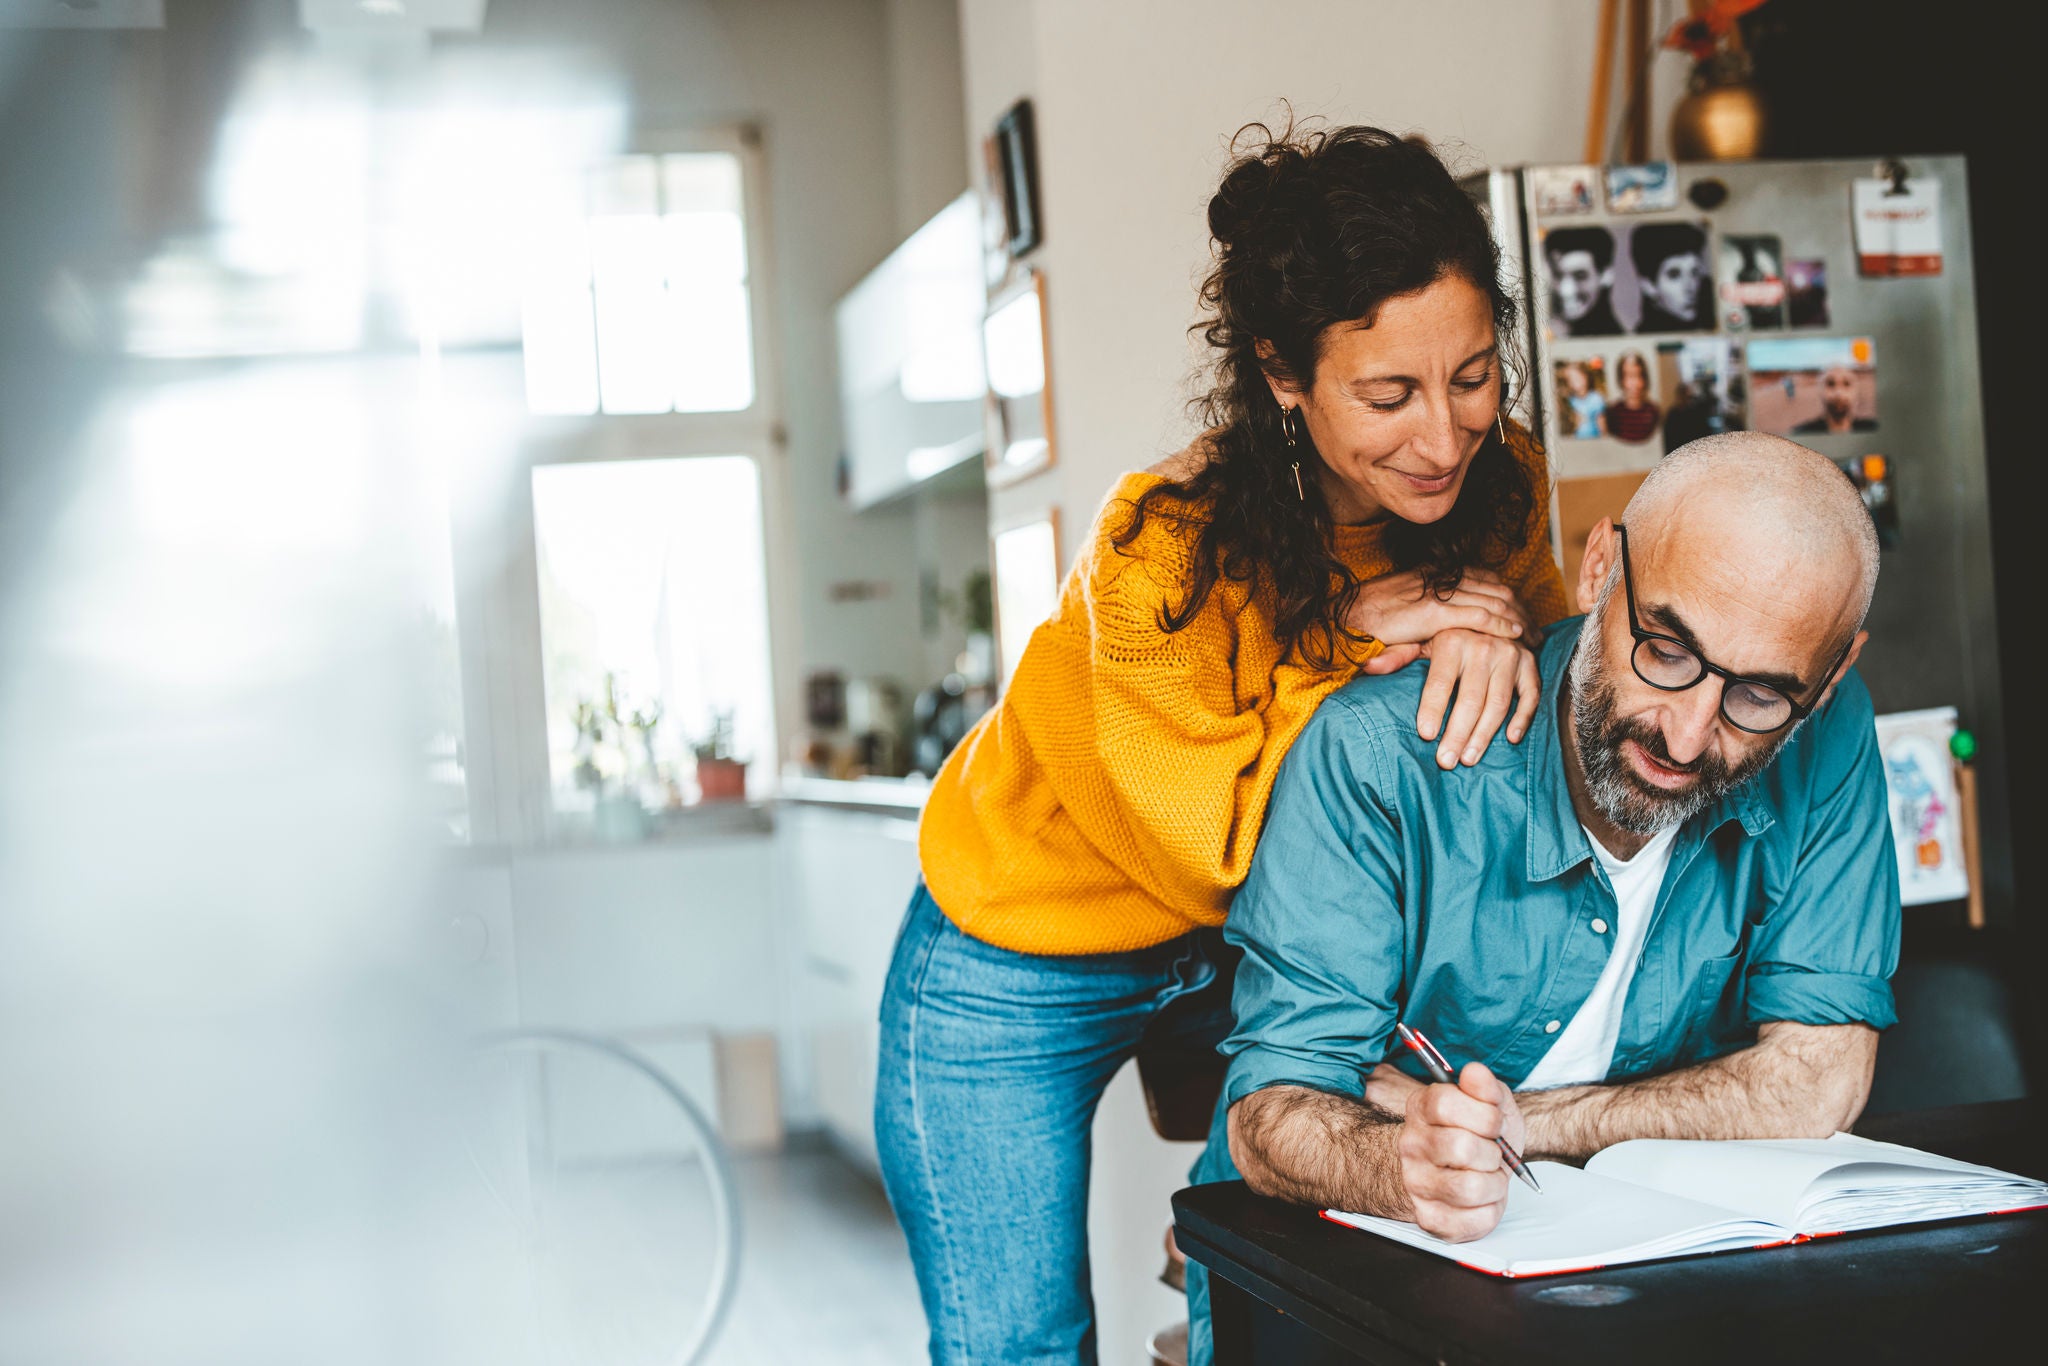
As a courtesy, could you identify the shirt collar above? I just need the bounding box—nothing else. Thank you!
[1525,621,1591,883]
[1526,617,1775,883]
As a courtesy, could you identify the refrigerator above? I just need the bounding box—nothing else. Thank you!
[1468,156,2010,921]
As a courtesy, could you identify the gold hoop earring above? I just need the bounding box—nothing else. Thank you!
[1496,410,1508,444]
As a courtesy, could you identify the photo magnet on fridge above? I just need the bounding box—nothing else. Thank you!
[1786,258,1831,328]
[1619,220,1715,334]
[1552,348,1663,446]
[1719,234,1787,330]
[1606,162,1679,214]
[1657,338,1745,453]
[1604,350,1662,444]
[1531,165,1600,218]
[1541,226,1623,338]
[1747,336,1878,436]
[1554,356,1612,439]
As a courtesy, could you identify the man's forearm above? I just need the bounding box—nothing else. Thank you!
[1518,1022,1878,1161]
[1229,1086,1412,1218]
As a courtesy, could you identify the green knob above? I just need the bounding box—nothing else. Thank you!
[1950,729,1977,763]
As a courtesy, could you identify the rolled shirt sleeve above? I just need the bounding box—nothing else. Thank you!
[1220,693,1411,1109]
[1743,673,1901,1031]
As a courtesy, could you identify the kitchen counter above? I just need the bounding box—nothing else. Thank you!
[777,774,932,815]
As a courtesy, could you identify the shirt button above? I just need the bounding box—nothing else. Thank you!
[1544,1019,1562,1034]
[1591,918,1609,934]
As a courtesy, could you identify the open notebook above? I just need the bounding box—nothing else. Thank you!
[1324,1132,2048,1278]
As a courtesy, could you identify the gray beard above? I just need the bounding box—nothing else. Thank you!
[1566,623,1785,837]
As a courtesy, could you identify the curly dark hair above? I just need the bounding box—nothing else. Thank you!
[1114,122,1536,668]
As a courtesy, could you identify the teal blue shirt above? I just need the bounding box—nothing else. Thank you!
[1211,616,1899,1141]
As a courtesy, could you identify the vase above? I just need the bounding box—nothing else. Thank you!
[697,757,749,803]
[1670,63,1768,161]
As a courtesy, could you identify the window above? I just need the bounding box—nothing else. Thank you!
[522,152,756,417]
[531,457,775,818]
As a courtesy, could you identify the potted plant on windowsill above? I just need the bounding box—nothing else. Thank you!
[693,709,748,803]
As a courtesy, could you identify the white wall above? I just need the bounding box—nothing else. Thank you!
[887,0,971,239]
[953,2,1662,1355]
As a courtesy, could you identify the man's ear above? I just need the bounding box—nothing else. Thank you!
[1255,339,1305,409]
[1817,630,1869,708]
[1576,518,1619,614]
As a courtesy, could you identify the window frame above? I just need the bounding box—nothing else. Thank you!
[450,124,796,847]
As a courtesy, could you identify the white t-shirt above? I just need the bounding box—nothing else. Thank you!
[1518,824,1679,1090]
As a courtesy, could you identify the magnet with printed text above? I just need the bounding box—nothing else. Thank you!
[1853,177,1942,277]
[1719,234,1786,330]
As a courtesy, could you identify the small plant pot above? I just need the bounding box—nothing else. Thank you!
[696,757,749,803]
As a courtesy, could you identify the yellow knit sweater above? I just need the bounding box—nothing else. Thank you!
[919,427,1570,955]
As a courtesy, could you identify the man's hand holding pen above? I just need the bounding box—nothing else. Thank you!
[1387,1060,1529,1244]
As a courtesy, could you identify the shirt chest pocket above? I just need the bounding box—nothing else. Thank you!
[1676,949,1749,1063]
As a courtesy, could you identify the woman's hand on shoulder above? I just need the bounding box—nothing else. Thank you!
[1345,568,1536,654]
[1403,628,1542,770]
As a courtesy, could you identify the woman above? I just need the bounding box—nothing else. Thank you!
[1607,350,1661,443]
[876,124,1571,1364]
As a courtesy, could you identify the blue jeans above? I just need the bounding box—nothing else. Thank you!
[875,882,1235,1365]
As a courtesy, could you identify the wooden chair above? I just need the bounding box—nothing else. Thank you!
[1135,1037,1228,1143]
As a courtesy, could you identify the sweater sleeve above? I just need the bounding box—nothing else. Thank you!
[1036,483,1371,912]
[1500,423,1573,627]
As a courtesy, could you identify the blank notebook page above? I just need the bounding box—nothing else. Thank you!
[1323,1162,1784,1277]
[1587,1133,2048,1233]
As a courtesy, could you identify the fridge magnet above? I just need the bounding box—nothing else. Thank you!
[1747,335,1878,436]
[1838,453,1901,549]
[1541,226,1622,338]
[1553,356,1611,438]
[1852,172,1941,277]
[1615,220,1714,334]
[1786,258,1830,328]
[1605,162,1679,214]
[1718,233,1786,330]
[1605,350,1661,444]
[1531,164,1599,218]
[1655,338,1745,453]
[1873,706,1970,906]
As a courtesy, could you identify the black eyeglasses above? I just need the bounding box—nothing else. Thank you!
[1614,524,1850,734]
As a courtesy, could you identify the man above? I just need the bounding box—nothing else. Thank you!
[1186,433,1896,1362]
[1630,221,1713,332]
[1543,226,1623,337]
[1794,364,1879,434]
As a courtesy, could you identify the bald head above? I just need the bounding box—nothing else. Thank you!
[1565,433,1881,839]
[1623,432,1880,628]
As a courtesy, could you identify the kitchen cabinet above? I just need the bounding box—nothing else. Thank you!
[778,799,923,1171]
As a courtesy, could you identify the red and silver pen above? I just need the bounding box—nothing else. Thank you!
[1394,1021,1543,1195]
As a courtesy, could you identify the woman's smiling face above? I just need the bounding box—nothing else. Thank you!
[1268,273,1501,526]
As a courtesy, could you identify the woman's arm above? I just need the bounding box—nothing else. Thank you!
[1055,505,1340,907]
[1362,425,1572,766]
